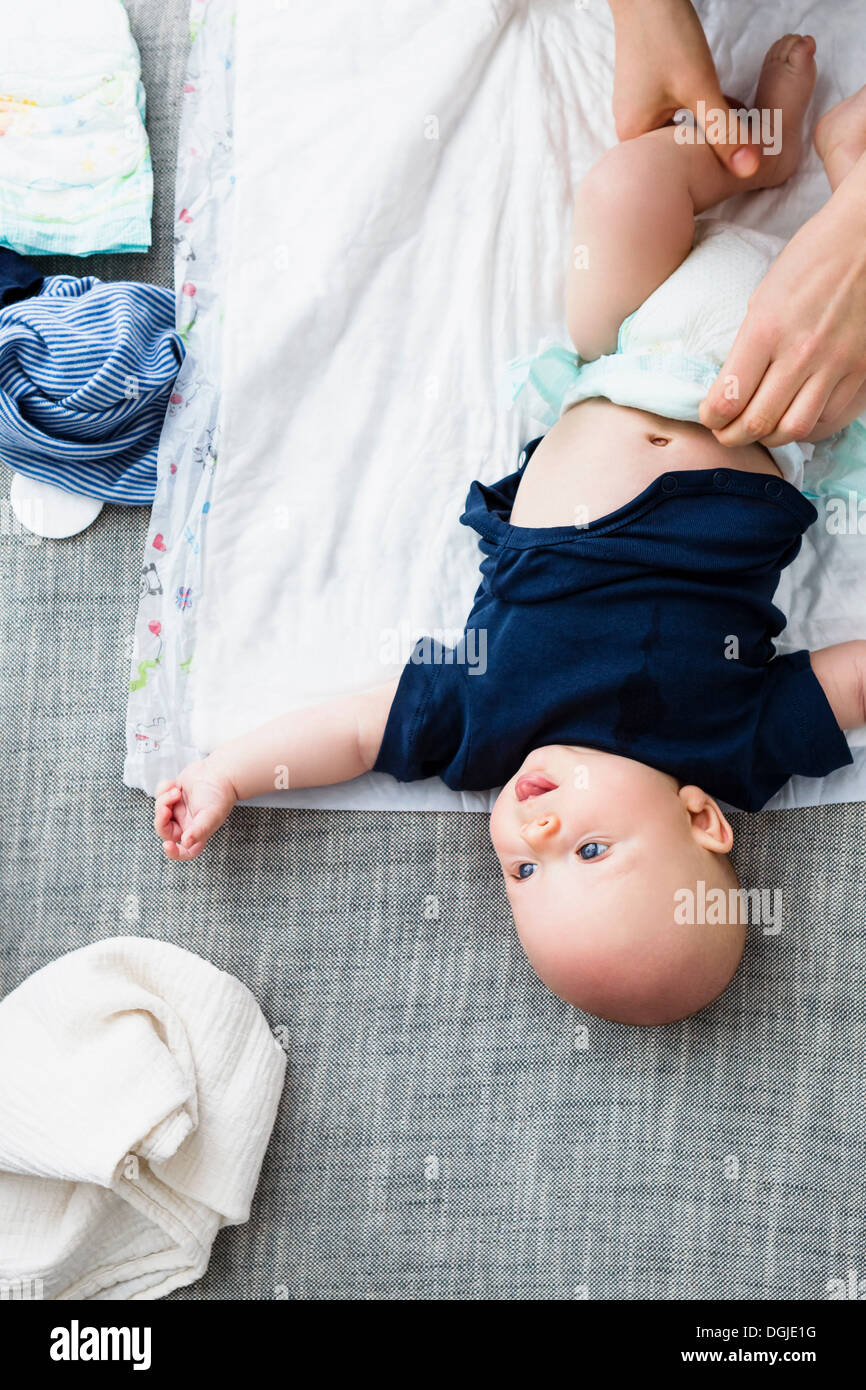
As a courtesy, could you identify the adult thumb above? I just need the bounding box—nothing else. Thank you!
[695,87,761,178]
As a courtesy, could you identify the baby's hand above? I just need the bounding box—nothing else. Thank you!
[153,760,238,860]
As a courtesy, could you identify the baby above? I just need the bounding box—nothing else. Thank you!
[156,32,866,1025]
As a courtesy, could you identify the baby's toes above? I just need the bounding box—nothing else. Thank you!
[784,33,816,73]
[765,33,815,73]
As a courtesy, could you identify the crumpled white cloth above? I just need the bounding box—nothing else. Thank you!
[0,937,286,1300]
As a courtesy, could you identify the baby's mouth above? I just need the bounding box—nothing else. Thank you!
[514,774,558,802]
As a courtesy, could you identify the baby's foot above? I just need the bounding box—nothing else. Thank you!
[814,84,866,191]
[743,34,817,190]
[154,760,237,861]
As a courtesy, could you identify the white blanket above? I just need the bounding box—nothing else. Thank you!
[124,0,866,812]
[0,938,285,1300]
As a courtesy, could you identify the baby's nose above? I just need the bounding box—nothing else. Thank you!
[521,813,561,846]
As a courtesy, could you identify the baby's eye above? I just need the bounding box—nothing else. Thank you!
[649,435,670,446]
[516,862,536,880]
[577,841,609,861]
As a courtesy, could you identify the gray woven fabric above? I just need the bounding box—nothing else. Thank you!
[1,0,865,1301]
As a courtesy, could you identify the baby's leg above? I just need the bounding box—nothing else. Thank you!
[567,35,816,361]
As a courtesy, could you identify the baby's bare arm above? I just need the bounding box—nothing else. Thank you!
[155,679,398,859]
[207,678,399,799]
[811,642,866,730]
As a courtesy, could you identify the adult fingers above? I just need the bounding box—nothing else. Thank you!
[711,360,806,447]
[815,372,863,430]
[691,82,761,178]
[761,373,836,447]
[700,325,774,433]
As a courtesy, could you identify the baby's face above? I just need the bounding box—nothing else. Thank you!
[489,745,745,1024]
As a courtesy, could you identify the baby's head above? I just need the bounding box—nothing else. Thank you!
[489,746,744,1025]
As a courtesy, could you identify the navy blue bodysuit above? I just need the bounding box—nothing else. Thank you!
[374,439,852,810]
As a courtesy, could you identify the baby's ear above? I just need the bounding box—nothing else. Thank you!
[678,784,734,854]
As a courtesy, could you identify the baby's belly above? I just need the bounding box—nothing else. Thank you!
[510,398,781,528]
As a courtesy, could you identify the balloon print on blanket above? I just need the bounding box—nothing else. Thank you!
[129,620,163,694]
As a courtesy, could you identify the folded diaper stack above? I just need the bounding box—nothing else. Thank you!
[0,938,286,1300]
[0,0,152,257]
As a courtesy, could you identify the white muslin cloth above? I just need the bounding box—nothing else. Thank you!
[0,937,286,1300]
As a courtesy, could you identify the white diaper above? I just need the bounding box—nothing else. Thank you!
[558,219,811,489]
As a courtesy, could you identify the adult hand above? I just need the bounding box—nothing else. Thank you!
[700,177,866,446]
[609,0,761,177]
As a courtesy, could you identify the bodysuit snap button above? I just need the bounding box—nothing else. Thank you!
[661,475,678,493]
[764,479,782,498]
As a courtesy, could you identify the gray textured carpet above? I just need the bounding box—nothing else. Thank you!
[1,0,865,1302]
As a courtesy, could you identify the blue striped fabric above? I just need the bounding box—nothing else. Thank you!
[0,275,184,504]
